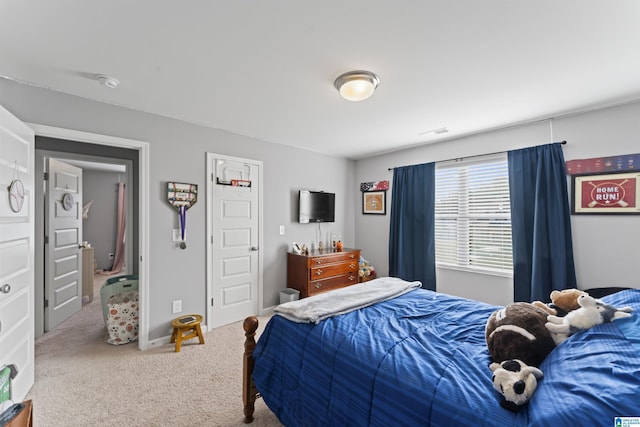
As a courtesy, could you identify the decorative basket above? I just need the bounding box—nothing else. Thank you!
[100,275,139,325]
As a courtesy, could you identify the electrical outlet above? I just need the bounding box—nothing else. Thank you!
[172,229,181,242]
[172,300,182,314]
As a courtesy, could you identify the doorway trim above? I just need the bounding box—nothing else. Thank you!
[33,151,135,338]
[27,123,151,350]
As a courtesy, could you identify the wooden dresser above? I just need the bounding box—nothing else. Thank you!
[287,248,360,298]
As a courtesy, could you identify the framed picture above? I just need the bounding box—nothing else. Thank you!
[571,172,640,214]
[363,191,386,215]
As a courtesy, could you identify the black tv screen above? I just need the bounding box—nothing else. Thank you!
[299,190,335,223]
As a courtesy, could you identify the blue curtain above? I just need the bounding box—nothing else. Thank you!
[508,143,577,302]
[388,163,436,290]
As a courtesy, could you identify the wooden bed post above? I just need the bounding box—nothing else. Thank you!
[243,316,259,423]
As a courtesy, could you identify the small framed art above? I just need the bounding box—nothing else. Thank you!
[363,191,386,215]
[571,172,640,214]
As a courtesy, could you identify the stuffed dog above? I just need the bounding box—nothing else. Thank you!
[532,288,587,317]
[489,359,544,412]
[545,294,633,344]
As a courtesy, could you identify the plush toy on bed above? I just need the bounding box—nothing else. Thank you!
[532,288,587,317]
[545,293,633,344]
[489,359,543,412]
[485,302,557,412]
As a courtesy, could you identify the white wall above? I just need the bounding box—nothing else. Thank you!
[355,102,640,305]
[555,103,640,290]
[0,79,356,341]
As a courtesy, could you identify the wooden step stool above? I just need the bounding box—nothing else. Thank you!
[170,314,205,352]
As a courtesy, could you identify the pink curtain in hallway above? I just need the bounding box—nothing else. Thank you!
[109,182,126,273]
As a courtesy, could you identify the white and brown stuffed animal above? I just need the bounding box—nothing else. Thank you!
[545,294,633,344]
[532,288,587,317]
[486,303,556,367]
[485,303,557,411]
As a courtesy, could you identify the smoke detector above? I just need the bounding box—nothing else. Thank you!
[97,74,120,89]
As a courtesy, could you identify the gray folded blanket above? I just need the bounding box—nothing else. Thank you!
[274,277,422,323]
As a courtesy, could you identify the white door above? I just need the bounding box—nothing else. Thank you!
[207,154,262,328]
[0,105,35,401]
[44,159,83,331]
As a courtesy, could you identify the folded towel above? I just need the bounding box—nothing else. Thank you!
[274,276,421,323]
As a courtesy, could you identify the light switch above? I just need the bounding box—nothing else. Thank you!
[279,225,285,235]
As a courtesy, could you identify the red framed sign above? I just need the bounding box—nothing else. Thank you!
[571,172,640,214]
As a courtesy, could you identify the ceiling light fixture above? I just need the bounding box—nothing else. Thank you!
[97,74,120,89]
[334,70,380,101]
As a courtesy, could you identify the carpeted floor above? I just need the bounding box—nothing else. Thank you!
[26,274,282,426]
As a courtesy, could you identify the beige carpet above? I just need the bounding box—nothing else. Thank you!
[26,274,283,426]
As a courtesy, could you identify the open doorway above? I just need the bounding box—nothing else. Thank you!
[34,138,138,339]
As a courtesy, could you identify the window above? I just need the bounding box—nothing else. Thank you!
[434,154,513,276]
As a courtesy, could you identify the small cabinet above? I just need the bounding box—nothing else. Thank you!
[287,248,360,298]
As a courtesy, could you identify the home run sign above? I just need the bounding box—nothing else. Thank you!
[573,172,640,214]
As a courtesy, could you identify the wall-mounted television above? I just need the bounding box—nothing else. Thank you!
[299,190,335,223]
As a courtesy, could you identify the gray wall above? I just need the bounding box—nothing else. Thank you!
[355,101,640,306]
[82,169,121,270]
[1,79,355,341]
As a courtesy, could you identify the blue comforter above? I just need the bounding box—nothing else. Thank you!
[253,288,640,426]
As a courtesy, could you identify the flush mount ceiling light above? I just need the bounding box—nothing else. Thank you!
[334,70,380,101]
[97,74,120,89]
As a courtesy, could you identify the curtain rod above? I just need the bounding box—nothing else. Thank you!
[387,140,567,171]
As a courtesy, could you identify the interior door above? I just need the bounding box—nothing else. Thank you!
[45,158,83,331]
[209,155,260,328]
[0,104,35,401]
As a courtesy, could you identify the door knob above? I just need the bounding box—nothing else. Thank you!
[0,284,10,294]
[250,246,259,251]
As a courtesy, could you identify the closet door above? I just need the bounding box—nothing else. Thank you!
[0,104,35,401]
[44,158,83,331]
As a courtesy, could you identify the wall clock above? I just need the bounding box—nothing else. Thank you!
[8,179,25,213]
[62,192,75,211]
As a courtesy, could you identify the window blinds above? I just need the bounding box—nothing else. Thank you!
[434,154,513,275]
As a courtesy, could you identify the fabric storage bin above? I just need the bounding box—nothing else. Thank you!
[100,275,139,325]
[279,288,300,304]
[106,290,139,345]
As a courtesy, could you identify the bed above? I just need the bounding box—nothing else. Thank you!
[242,278,640,426]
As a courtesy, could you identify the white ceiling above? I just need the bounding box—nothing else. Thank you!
[2,1,640,159]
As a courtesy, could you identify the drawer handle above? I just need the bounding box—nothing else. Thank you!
[350,254,355,259]
[314,283,322,289]
[348,275,355,281]
[349,263,355,269]
[315,269,323,276]
[0,284,10,294]
[315,259,323,265]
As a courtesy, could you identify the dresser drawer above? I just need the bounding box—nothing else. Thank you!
[307,251,359,267]
[287,248,361,298]
[310,261,358,280]
[309,273,359,295]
